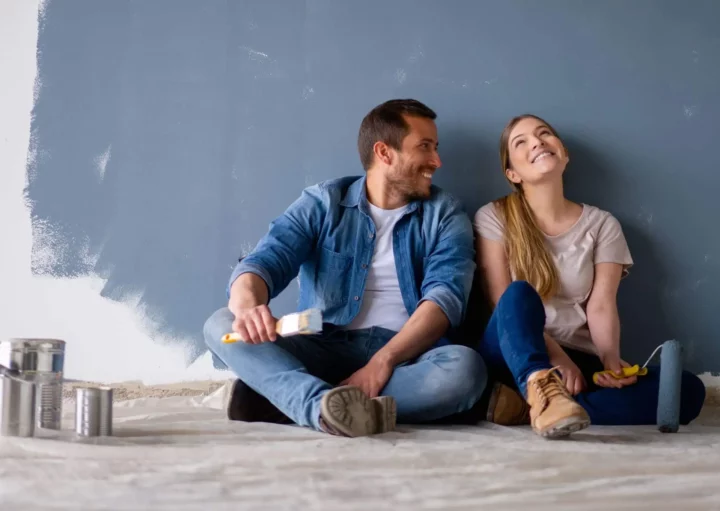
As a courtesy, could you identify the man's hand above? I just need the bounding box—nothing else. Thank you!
[340,357,394,398]
[229,305,278,344]
[596,352,637,388]
[227,273,277,344]
[549,349,587,396]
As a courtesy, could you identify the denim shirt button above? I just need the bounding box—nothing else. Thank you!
[361,264,368,269]
[368,233,375,239]
[353,296,360,301]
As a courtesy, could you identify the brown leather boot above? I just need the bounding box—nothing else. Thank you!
[486,382,530,426]
[526,368,590,438]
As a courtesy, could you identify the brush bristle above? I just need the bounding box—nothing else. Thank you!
[278,308,323,336]
[298,308,322,333]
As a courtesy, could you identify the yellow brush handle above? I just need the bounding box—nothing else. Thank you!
[592,365,648,384]
[221,319,286,344]
[221,332,243,344]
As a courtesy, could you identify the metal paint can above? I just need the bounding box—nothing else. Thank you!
[98,387,113,436]
[0,338,65,430]
[0,368,36,437]
[75,387,113,437]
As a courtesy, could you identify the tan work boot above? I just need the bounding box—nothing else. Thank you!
[526,368,590,438]
[486,382,530,426]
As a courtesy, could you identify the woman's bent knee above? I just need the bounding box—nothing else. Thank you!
[497,280,543,312]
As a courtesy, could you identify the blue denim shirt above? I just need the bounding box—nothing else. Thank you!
[228,176,475,340]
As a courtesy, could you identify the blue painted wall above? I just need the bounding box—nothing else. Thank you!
[26,0,720,371]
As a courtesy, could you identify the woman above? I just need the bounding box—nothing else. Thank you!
[474,114,706,438]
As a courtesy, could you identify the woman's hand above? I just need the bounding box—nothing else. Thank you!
[596,353,638,388]
[544,334,586,395]
[549,349,587,396]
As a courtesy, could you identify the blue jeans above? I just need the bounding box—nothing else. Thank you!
[478,281,706,426]
[204,308,487,431]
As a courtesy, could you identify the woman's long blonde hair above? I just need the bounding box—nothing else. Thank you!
[496,114,563,301]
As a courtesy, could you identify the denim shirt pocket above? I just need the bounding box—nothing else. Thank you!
[317,247,353,308]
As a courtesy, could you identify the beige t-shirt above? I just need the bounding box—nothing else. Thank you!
[474,202,633,354]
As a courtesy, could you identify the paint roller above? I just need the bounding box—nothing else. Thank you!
[593,339,683,433]
[657,339,683,433]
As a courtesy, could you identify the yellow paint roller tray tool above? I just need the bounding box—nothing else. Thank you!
[592,365,648,384]
[592,344,664,384]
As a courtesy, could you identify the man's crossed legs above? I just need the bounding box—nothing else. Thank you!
[204,308,487,436]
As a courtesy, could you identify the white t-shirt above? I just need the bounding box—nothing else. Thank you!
[346,202,410,332]
[474,202,634,354]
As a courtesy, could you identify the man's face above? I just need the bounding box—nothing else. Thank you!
[384,115,442,201]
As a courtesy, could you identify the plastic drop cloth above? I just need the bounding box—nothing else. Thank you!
[1,382,719,511]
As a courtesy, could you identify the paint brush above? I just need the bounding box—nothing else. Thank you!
[221,308,323,343]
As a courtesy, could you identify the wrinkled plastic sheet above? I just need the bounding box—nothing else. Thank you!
[1,382,719,510]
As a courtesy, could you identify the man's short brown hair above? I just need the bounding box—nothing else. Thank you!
[357,99,437,171]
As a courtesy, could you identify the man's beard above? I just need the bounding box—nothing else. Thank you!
[385,163,432,202]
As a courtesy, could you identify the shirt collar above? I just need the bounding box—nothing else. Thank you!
[339,175,421,215]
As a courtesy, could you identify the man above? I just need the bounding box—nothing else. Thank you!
[204,99,487,437]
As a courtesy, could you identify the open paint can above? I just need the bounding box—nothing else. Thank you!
[0,338,65,430]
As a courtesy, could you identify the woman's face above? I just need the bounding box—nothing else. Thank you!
[505,116,569,186]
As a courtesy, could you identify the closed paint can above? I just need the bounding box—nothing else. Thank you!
[0,368,36,437]
[98,387,113,436]
[0,338,65,430]
[75,387,113,437]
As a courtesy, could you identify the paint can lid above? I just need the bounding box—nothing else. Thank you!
[2,339,66,351]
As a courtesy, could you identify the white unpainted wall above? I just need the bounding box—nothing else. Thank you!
[0,0,228,384]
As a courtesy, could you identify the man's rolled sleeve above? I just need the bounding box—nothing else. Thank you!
[420,285,465,328]
[418,201,475,329]
[226,261,275,299]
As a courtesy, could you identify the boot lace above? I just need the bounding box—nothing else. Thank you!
[530,367,570,412]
